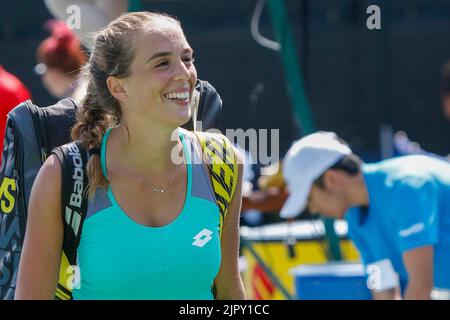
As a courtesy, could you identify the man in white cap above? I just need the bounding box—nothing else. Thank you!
[280,131,450,300]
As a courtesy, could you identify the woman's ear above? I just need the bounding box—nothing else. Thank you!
[107,76,127,101]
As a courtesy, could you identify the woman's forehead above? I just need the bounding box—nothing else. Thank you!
[139,23,189,48]
[132,27,191,61]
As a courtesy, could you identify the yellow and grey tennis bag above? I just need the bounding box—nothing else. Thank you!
[0,98,78,299]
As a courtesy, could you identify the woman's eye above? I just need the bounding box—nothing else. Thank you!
[184,56,195,63]
[155,60,169,68]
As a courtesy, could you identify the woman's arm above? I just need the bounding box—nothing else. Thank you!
[15,155,64,299]
[213,148,246,300]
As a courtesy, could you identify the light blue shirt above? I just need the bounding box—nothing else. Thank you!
[72,129,222,299]
[345,155,450,292]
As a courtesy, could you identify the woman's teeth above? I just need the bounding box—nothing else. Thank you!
[164,92,189,100]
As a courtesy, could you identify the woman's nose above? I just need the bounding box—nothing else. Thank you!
[174,59,191,81]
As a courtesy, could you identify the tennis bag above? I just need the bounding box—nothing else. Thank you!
[0,98,77,300]
[0,80,236,300]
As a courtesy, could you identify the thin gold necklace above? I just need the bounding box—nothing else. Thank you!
[119,132,180,195]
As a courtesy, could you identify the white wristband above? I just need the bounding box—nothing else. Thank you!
[366,259,399,292]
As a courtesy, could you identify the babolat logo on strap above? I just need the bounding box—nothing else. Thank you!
[65,143,84,236]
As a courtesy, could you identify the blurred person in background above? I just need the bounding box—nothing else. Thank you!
[280,131,450,300]
[35,20,87,103]
[0,65,31,155]
[44,0,129,50]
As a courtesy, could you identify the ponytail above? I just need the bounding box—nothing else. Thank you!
[71,80,116,199]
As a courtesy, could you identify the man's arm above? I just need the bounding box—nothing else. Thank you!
[390,177,439,299]
[402,245,434,300]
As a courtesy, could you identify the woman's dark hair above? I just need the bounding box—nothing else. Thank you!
[313,153,362,189]
[70,11,181,198]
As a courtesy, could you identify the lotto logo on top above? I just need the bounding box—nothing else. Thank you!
[192,229,213,248]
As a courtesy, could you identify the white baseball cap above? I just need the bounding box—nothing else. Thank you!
[280,131,352,219]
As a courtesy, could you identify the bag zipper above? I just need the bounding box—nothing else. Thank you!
[26,101,48,164]
[37,107,49,163]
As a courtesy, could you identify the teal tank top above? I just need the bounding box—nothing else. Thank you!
[72,128,221,300]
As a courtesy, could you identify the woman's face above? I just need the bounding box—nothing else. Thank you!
[121,22,197,127]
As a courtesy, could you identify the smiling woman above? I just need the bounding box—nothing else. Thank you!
[15,12,245,300]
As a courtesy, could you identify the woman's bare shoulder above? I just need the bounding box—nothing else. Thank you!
[30,154,62,209]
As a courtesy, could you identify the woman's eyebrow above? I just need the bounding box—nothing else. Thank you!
[146,52,171,63]
[146,48,193,63]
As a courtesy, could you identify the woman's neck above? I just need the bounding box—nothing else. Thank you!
[112,119,181,174]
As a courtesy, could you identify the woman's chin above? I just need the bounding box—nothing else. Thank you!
[172,110,192,127]
[162,100,191,124]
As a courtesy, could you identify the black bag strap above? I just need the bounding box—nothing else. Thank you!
[51,141,90,266]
